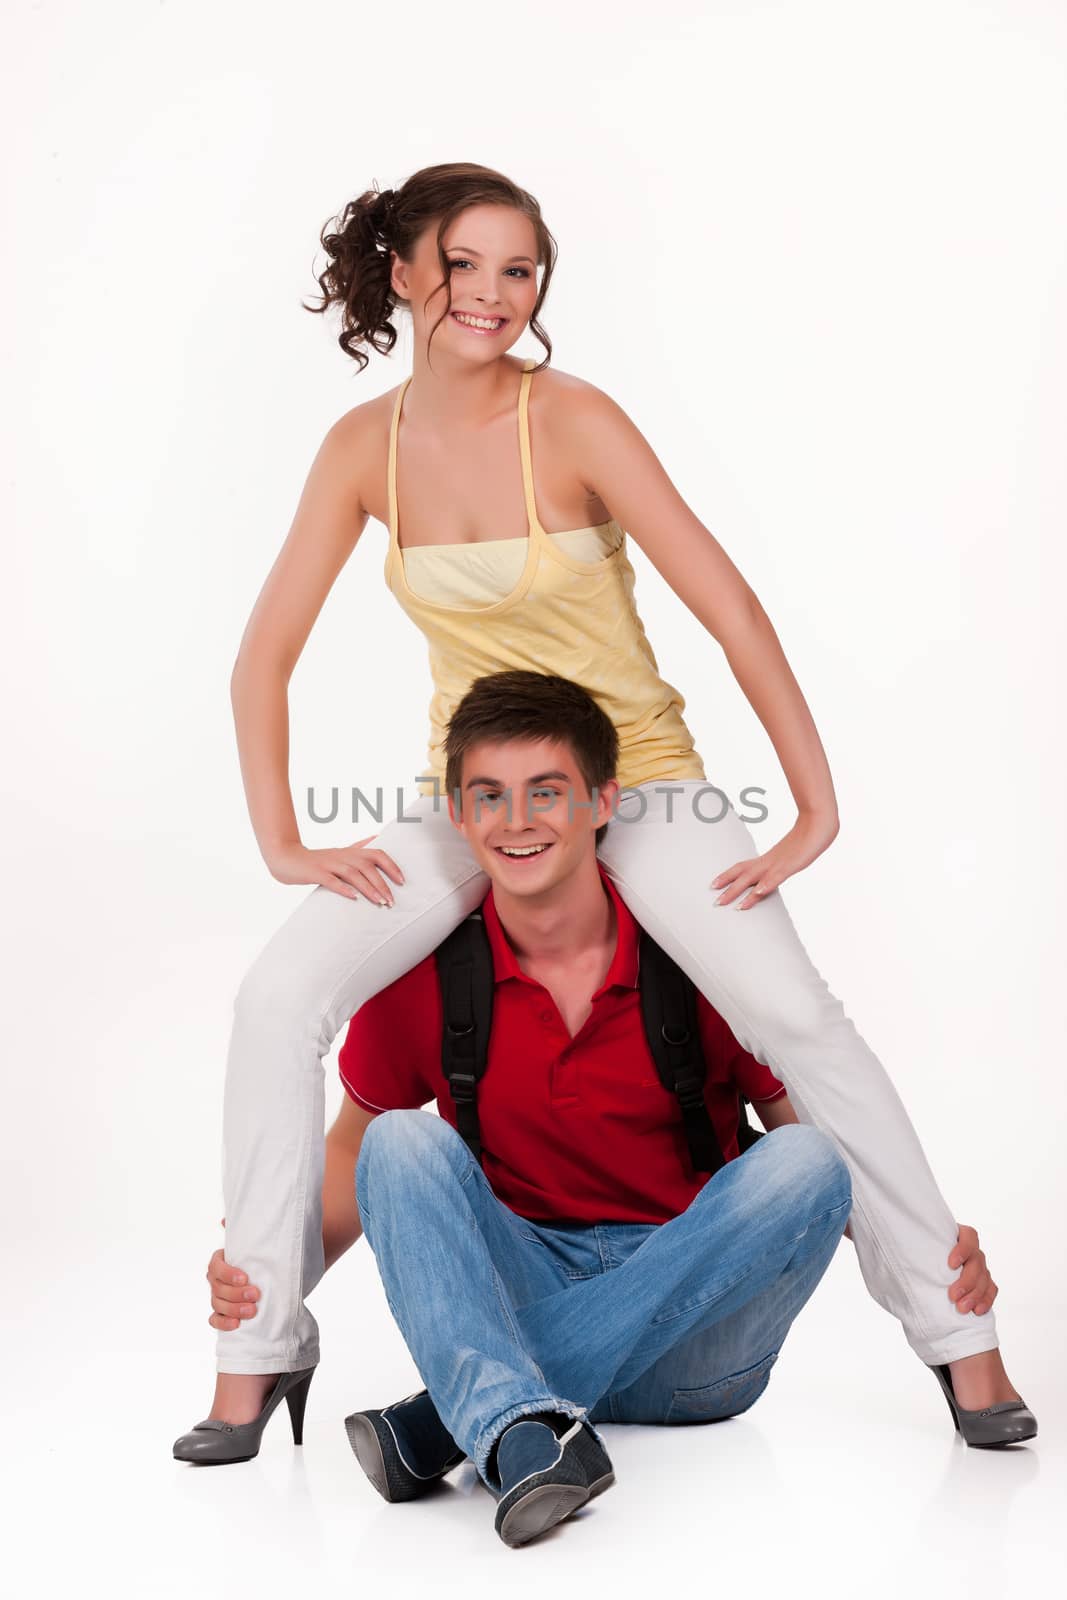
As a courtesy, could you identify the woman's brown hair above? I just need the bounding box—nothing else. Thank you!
[303,162,557,373]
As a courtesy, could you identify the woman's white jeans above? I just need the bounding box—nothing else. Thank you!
[218,781,998,1374]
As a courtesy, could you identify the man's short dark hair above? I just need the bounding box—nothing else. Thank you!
[444,671,619,847]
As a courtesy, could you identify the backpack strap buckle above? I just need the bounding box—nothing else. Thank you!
[447,1070,477,1103]
[671,1066,706,1109]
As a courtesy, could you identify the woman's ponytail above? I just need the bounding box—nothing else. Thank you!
[303,183,405,371]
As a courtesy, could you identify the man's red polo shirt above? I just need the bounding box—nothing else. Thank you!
[338,863,786,1226]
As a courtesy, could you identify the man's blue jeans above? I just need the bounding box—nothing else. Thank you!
[355,1113,852,1490]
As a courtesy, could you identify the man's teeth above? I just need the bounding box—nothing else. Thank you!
[498,844,549,856]
[454,312,504,329]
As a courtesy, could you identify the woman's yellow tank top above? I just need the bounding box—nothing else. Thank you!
[385,357,707,798]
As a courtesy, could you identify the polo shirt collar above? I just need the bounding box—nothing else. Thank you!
[480,861,640,993]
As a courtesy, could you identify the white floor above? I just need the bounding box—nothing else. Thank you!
[6,1240,1062,1599]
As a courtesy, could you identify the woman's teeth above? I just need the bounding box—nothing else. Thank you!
[452,312,507,333]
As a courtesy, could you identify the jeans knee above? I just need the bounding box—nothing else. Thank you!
[356,1110,406,1217]
[766,1123,852,1211]
[356,1110,472,1227]
[359,1108,466,1180]
[806,1128,851,1215]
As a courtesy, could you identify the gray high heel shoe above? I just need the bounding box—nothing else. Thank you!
[929,1362,1037,1447]
[172,1367,316,1464]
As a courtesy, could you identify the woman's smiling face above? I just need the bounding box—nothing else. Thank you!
[391,203,541,359]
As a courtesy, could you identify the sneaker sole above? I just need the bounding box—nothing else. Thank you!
[344,1410,466,1502]
[498,1481,591,1547]
[345,1413,391,1500]
[495,1420,616,1547]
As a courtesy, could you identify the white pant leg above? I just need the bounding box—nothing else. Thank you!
[596,780,997,1366]
[218,794,487,1374]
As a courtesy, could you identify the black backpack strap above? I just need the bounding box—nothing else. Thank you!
[435,911,495,1165]
[638,929,725,1176]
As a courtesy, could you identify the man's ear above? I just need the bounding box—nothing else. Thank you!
[596,777,621,830]
[446,788,463,833]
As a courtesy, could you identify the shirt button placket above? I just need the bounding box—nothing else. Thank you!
[555,1041,578,1100]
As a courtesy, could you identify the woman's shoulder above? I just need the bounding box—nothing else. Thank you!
[531,358,613,404]
[324,385,401,518]
[332,382,398,448]
[528,359,626,438]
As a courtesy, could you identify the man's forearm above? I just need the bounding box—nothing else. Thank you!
[753,1091,800,1132]
[322,1134,365,1272]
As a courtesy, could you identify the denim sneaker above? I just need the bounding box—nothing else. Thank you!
[344,1388,467,1502]
[490,1411,615,1548]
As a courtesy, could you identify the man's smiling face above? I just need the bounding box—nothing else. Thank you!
[447,735,619,899]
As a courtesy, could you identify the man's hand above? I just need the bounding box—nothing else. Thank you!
[948,1223,998,1315]
[208,1216,260,1331]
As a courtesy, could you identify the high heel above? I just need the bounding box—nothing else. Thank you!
[928,1362,1037,1447]
[172,1367,316,1464]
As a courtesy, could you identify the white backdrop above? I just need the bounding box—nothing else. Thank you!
[3,0,1064,1593]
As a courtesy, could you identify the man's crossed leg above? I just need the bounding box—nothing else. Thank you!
[351,1112,851,1540]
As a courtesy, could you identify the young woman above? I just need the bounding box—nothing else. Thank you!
[175,161,1032,1455]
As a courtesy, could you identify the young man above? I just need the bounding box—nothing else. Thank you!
[334,671,856,1547]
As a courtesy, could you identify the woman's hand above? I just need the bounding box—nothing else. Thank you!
[712,809,840,910]
[265,836,406,905]
[207,1218,261,1332]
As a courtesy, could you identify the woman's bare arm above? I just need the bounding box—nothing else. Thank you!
[227,406,406,904]
[564,383,840,841]
[229,411,371,864]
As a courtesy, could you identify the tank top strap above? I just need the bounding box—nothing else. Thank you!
[390,362,543,557]
[517,357,546,543]
[387,373,414,555]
